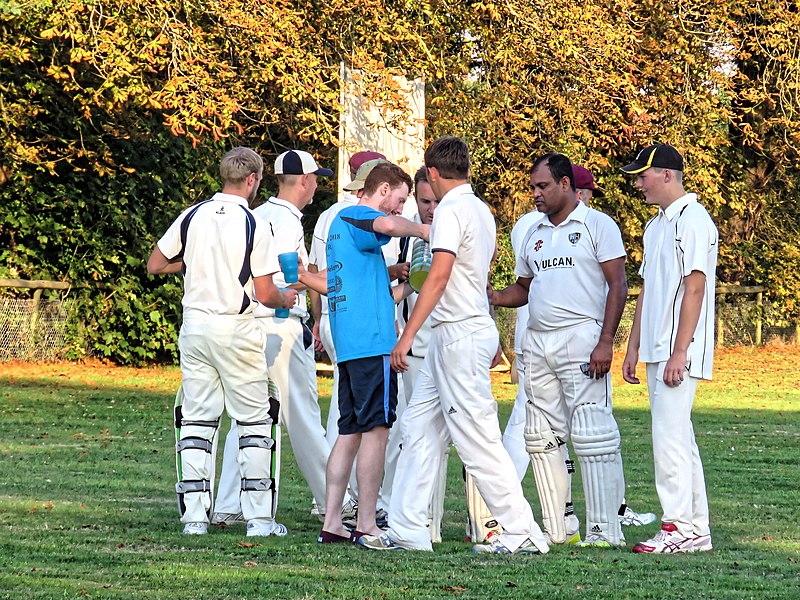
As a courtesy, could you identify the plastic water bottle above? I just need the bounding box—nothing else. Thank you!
[408,239,432,292]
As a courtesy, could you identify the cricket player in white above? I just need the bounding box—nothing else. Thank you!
[361,136,548,555]
[389,166,446,541]
[213,150,338,532]
[491,153,628,547]
[147,147,297,536]
[622,143,716,554]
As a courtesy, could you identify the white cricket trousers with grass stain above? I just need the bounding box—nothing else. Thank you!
[178,314,272,524]
[387,318,549,553]
[646,362,710,539]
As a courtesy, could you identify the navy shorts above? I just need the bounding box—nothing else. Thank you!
[337,355,398,435]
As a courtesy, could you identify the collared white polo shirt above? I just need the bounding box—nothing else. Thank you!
[638,193,718,380]
[253,196,308,319]
[157,192,278,316]
[516,201,626,331]
[429,184,496,327]
[510,210,545,352]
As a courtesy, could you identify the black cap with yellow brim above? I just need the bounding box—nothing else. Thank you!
[621,144,684,174]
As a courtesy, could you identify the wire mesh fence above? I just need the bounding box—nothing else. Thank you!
[0,296,76,361]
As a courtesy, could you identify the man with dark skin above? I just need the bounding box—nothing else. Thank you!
[490,153,628,547]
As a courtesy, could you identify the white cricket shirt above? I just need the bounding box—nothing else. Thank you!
[429,184,496,327]
[157,192,278,316]
[252,197,308,319]
[638,193,718,380]
[516,201,626,331]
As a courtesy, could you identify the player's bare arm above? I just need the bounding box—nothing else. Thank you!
[663,270,706,387]
[297,263,328,296]
[147,246,183,275]
[390,251,455,372]
[391,281,414,304]
[254,273,298,309]
[622,283,645,384]
[489,277,532,308]
[588,256,628,378]
[373,216,430,242]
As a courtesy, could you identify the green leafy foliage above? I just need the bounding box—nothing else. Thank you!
[1,1,799,363]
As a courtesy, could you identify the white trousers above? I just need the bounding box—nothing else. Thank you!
[178,315,271,523]
[378,354,420,510]
[215,316,332,513]
[646,362,710,538]
[522,323,613,440]
[387,320,548,552]
[522,322,624,535]
[214,419,241,514]
[320,314,341,447]
[502,359,531,480]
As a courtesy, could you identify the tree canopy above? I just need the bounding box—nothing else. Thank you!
[2,0,798,363]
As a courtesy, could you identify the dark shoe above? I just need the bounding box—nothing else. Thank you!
[318,530,351,544]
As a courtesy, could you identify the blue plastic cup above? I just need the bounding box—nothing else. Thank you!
[278,251,299,283]
[275,287,291,318]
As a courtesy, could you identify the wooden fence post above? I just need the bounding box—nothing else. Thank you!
[755,290,763,346]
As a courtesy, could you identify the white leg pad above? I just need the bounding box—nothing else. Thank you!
[571,403,625,545]
[428,446,449,544]
[238,383,281,521]
[465,470,500,543]
[174,387,219,522]
[524,401,570,543]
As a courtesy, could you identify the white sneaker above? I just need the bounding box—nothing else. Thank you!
[692,534,713,552]
[358,532,413,551]
[471,531,542,555]
[246,519,288,537]
[310,500,320,517]
[619,505,657,527]
[211,512,245,527]
[578,533,625,548]
[633,523,693,554]
[183,522,208,535]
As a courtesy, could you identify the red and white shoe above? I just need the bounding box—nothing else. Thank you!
[632,523,693,554]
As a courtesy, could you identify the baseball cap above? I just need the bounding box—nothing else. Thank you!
[342,159,389,191]
[621,144,684,174]
[572,164,604,197]
[274,150,334,176]
[348,151,386,173]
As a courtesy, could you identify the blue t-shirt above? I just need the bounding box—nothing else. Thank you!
[326,205,395,362]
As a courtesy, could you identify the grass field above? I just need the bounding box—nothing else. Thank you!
[1,346,799,599]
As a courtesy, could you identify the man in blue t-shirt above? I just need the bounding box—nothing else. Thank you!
[299,162,429,543]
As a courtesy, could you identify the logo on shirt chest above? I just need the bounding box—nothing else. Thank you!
[534,239,544,252]
[568,232,581,245]
[533,256,575,271]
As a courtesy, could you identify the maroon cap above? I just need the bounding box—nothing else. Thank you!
[572,164,604,197]
[349,151,386,173]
